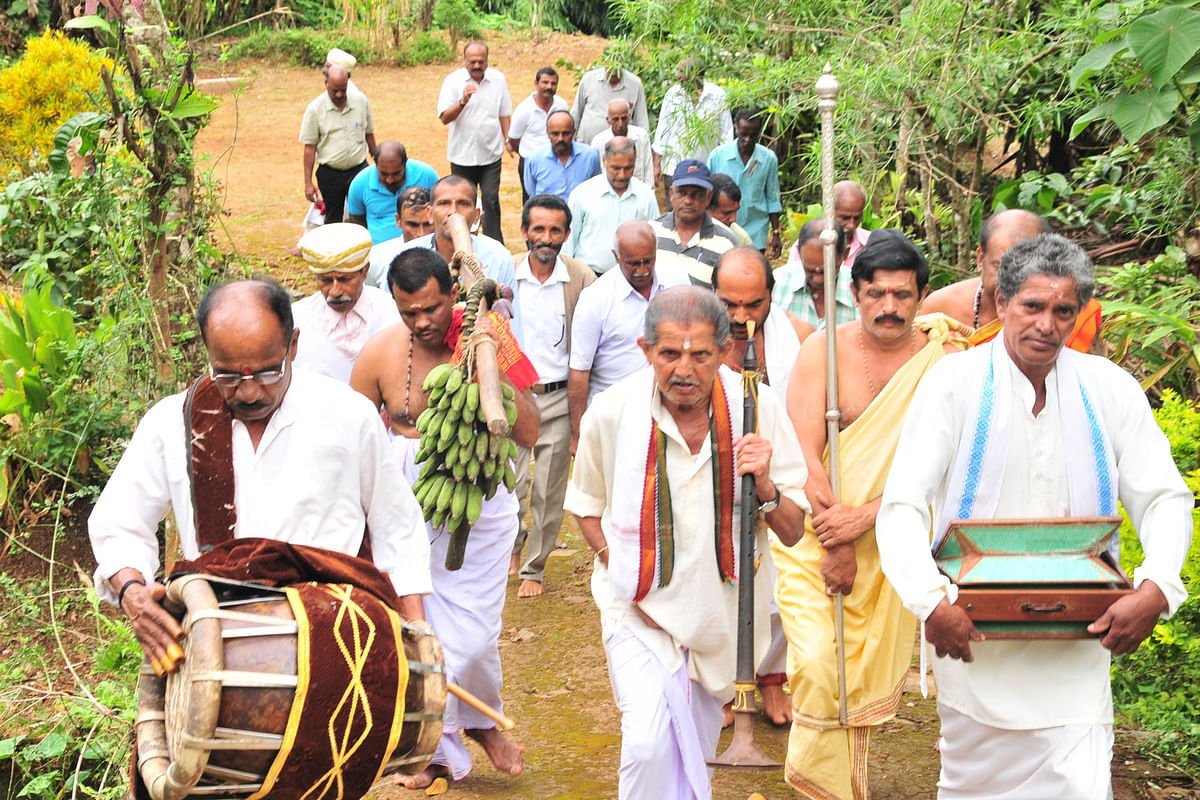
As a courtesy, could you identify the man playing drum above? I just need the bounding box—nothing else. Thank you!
[89,279,432,674]
[351,248,539,790]
[564,286,809,799]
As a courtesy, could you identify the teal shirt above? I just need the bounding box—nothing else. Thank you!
[345,159,439,243]
[706,142,781,249]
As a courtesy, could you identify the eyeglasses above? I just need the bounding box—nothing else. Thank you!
[209,346,290,389]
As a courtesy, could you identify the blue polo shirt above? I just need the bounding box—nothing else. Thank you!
[345,159,439,243]
[707,142,781,249]
[522,143,601,202]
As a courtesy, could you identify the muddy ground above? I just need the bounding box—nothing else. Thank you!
[40,27,1186,799]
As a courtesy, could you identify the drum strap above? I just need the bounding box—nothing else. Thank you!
[183,375,238,551]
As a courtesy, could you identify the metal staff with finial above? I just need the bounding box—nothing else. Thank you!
[817,63,850,728]
[709,319,780,770]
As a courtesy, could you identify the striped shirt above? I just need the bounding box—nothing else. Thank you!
[650,212,740,288]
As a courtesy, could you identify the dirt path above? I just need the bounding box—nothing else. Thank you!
[189,33,1196,800]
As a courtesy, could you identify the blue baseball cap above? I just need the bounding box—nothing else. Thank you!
[671,159,713,190]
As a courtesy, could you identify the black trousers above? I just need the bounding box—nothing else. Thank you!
[450,159,503,243]
[315,161,367,224]
[517,155,529,206]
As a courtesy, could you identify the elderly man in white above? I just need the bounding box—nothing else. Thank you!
[292,222,399,383]
[565,286,809,799]
[876,234,1192,799]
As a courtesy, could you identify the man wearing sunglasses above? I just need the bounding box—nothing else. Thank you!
[89,279,433,676]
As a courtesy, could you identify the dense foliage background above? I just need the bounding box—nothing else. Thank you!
[0,0,1196,793]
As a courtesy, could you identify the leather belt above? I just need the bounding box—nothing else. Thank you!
[531,380,567,394]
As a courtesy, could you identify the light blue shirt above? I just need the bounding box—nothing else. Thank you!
[345,159,439,244]
[707,142,781,249]
[565,174,660,273]
[523,143,601,202]
[366,232,517,330]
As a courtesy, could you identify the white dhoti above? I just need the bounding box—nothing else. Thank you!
[605,625,723,800]
[757,540,787,678]
[937,704,1113,800]
[393,434,519,779]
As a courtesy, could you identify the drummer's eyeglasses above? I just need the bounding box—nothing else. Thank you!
[209,346,291,389]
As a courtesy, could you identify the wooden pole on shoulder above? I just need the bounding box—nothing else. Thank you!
[443,213,510,436]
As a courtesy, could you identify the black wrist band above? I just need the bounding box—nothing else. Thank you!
[118,578,146,607]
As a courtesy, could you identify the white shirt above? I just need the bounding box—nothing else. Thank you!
[292,286,400,383]
[513,255,569,382]
[589,124,654,185]
[509,93,568,158]
[564,369,809,697]
[564,174,661,272]
[89,369,433,603]
[652,81,733,173]
[568,262,690,402]
[437,67,513,166]
[877,344,1192,729]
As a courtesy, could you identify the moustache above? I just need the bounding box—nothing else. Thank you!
[230,400,269,413]
[326,295,352,306]
[873,314,904,325]
[669,377,700,389]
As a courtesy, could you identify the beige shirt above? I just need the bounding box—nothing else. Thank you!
[564,367,810,698]
[299,91,375,169]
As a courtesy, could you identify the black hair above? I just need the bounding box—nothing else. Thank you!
[535,66,558,82]
[522,193,572,230]
[388,248,454,296]
[709,173,741,205]
[850,230,929,292]
[733,107,763,127]
[396,185,432,215]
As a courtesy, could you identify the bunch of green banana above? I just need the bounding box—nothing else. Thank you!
[409,360,519,570]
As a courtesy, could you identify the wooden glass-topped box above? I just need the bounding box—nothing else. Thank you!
[933,516,1133,639]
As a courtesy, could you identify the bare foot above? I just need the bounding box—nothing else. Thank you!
[722,700,734,729]
[760,682,791,727]
[508,552,521,578]
[283,245,302,257]
[394,763,450,790]
[517,579,544,598]
[465,727,524,776]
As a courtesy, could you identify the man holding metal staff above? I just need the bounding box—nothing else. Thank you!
[877,233,1191,798]
[565,285,809,799]
[776,230,966,798]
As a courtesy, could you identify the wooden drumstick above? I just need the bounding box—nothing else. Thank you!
[448,681,514,731]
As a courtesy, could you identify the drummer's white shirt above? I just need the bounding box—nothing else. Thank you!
[876,342,1192,730]
[89,368,433,602]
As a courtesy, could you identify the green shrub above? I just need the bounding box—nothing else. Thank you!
[226,27,377,67]
[400,31,452,66]
[1113,390,1200,768]
[432,0,480,53]
[0,30,113,178]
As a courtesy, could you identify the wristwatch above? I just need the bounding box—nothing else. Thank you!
[757,482,781,514]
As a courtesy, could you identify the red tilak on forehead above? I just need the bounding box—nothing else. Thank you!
[241,367,253,375]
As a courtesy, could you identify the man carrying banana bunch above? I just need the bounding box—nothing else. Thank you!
[352,247,540,791]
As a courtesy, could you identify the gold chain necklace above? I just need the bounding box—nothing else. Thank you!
[859,325,918,397]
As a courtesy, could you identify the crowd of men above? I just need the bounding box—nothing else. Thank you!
[88,40,1191,800]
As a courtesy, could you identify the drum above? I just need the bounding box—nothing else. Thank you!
[134,574,444,799]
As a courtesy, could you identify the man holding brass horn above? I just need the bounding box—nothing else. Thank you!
[565,285,809,799]
[877,234,1191,799]
[777,232,967,799]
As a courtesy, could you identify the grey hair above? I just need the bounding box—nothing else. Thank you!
[996,233,1094,304]
[644,286,731,348]
[604,137,636,159]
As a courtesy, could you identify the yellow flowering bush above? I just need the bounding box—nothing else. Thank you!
[0,30,113,178]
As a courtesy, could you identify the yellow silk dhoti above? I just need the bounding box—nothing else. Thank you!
[772,316,963,800]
